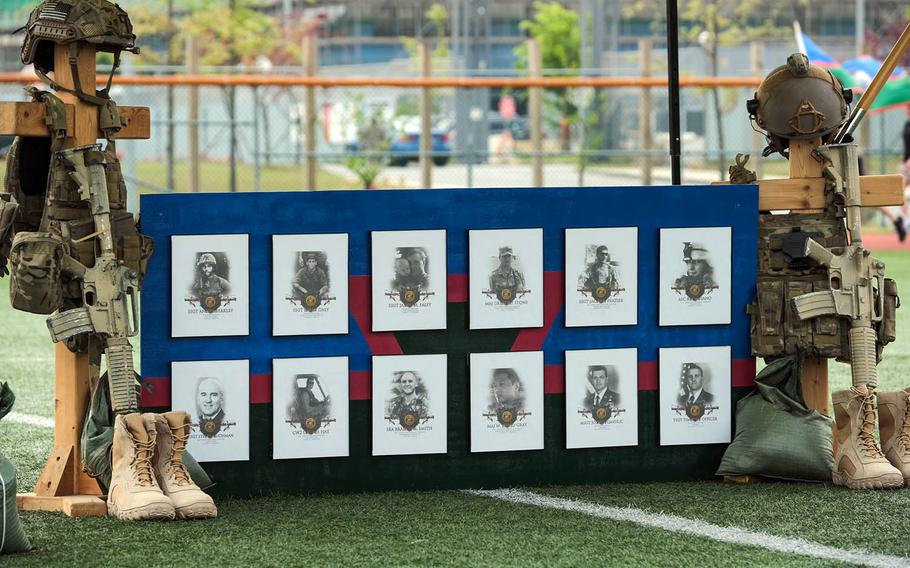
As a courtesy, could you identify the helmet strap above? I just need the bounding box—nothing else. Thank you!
[34,44,123,108]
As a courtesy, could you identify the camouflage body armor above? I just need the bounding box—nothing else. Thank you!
[748,213,897,361]
[0,0,152,351]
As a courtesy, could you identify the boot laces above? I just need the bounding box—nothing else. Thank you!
[130,436,157,486]
[854,388,885,458]
[899,392,910,451]
[167,425,192,486]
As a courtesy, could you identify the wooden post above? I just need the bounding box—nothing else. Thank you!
[419,41,432,190]
[639,39,653,186]
[528,39,543,188]
[187,35,200,193]
[17,42,106,516]
[303,34,318,191]
[788,137,830,416]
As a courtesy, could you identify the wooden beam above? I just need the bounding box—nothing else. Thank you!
[0,102,150,139]
[714,174,904,210]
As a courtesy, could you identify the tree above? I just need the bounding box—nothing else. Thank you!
[625,0,802,176]
[514,2,581,147]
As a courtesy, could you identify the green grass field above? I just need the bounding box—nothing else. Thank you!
[3,253,910,566]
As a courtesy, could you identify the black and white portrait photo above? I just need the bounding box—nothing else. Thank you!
[272,356,349,460]
[469,228,543,330]
[470,351,543,453]
[565,348,638,449]
[171,359,250,462]
[272,234,349,336]
[372,354,447,456]
[371,230,447,332]
[564,227,638,327]
[659,227,731,326]
[171,234,249,338]
[659,346,731,446]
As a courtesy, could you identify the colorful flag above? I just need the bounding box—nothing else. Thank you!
[794,21,910,112]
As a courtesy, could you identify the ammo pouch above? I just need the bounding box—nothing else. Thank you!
[8,231,65,314]
[879,278,899,346]
[0,195,17,262]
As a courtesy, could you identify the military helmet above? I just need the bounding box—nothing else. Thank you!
[747,53,852,156]
[197,253,217,267]
[21,0,138,70]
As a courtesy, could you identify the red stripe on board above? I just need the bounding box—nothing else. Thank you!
[142,359,756,407]
[141,376,171,407]
[512,271,564,351]
[348,275,403,355]
[351,370,371,400]
[250,373,271,404]
[732,358,757,387]
[448,273,468,302]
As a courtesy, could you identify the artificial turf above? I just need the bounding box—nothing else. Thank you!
[2,249,910,567]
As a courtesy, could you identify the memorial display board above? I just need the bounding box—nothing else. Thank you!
[141,185,757,496]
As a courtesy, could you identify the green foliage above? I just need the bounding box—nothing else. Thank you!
[400,3,450,67]
[514,2,581,124]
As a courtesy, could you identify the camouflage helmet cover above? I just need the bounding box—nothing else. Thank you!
[197,253,217,267]
[21,0,138,69]
[749,53,850,143]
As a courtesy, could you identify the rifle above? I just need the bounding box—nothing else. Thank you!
[46,144,141,414]
[791,142,885,389]
[787,23,910,388]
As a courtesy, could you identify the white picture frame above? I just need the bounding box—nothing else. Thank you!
[565,348,638,449]
[469,228,544,330]
[564,227,638,327]
[171,359,250,462]
[272,356,350,460]
[659,227,732,326]
[171,234,250,338]
[272,234,349,336]
[371,354,448,456]
[469,351,544,453]
[371,230,447,332]
[658,346,731,446]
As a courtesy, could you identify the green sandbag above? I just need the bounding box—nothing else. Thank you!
[716,355,834,482]
[81,373,213,491]
[1,382,33,555]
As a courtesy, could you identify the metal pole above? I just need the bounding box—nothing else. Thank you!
[253,85,261,192]
[640,38,653,186]
[228,0,237,193]
[186,35,200,193]
[419,41,433,189]
[166,0,175,192]
[303,34,318,191]
[529,38,543,187]
[666,0,682,185]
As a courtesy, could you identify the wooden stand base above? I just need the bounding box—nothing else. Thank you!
[16,493,107,517]
[723,474,766,484]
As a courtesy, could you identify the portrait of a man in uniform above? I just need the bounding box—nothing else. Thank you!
[196,377,226,438]
[291,252,330,310]
[578,245,620,301]
[488,246,526,305]
[677,363,714,421]
[191,252,232,312]
[673,242,717,300]
[385,370,430,431]
[583,365,620,409]
[391,247,429,298]
[487,367,526,427]
[287,374,330,434]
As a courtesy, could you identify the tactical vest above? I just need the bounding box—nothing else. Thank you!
[0,89,153,336]
[749,212,897,362]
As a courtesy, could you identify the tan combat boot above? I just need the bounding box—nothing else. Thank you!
[150,412,218,519]
[108,413,176,520]
[831,387,904,490]
[877,388,910,485]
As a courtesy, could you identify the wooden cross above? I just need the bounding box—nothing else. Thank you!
[4,42,150,517]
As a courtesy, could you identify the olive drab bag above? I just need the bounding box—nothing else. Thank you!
[0,383,33,555]
[716,355,834,482]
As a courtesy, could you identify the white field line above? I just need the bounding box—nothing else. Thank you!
[4,412,53,429]
[465,488,910,568]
